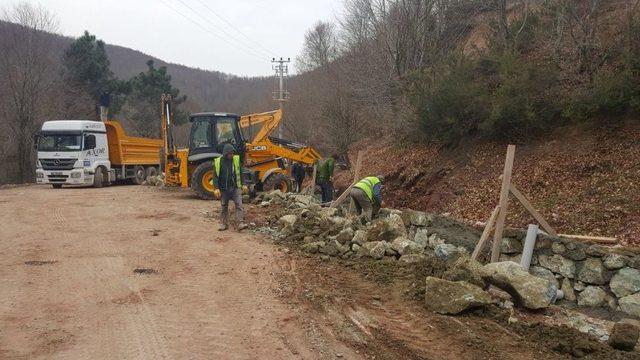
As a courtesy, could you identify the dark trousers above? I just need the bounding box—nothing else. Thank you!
[295,177,304,193]
[220,188,244,225]
[318,180,333,204]
[350,188,380,221]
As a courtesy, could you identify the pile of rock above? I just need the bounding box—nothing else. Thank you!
[144,174,165,186]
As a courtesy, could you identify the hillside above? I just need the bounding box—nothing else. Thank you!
[335,121,640,246]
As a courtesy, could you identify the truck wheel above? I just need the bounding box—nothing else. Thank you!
[145,166,158,179]
[132,166,146,185]
[93,167,104,188]
[263,173,292,193]
[191,162,216,200]
[52,184,62,189]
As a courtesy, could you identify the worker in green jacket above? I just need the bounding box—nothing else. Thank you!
[316,154,337,204]
[350,175,384,222]
[213,144,247,231]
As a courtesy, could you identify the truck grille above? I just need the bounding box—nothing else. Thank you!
[41,158,77,170]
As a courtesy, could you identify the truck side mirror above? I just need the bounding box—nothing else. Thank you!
[84,134,96,150]
[32,132,39,150]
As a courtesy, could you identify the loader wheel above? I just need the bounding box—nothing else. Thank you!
[263,173,292,193]
[145,166,158,179]
[191,162,216,200]
[93,167,104,188]
[132,166,146,185]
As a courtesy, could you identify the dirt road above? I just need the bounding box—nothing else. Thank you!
[0,185,621,359]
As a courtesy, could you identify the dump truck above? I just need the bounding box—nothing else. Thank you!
[161,94,321,199]
[35,119,162,188]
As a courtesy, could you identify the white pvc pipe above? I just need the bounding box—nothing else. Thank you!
[520,224,539,271]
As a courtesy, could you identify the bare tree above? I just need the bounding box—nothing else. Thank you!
[296,21,338,72]
[560,0,604,74]
[0,3,58,183]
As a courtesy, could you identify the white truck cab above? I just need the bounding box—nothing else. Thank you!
[35,120,110,188]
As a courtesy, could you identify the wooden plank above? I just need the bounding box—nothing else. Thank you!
[558,234,617,244]
[348,151,364,213]
[490,145,516,263]
[509,183,557,236]
[330,181,357,208]
[471,205,501,260]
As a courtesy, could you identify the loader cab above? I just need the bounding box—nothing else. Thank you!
[188,112,246,161]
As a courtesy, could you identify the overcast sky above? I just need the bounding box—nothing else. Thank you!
[0,0,343,76]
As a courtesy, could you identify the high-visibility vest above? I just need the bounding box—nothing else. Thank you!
[353,176,380,201]
[214,155,241,188]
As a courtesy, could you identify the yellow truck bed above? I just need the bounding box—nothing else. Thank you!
[105,121,162,166]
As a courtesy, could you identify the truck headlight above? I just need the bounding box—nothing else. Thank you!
[36,160,42,168]
[70,172,82,178]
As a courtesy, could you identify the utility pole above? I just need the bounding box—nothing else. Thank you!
[272,57,290,138]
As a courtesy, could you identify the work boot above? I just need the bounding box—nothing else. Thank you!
[218,224,228,231]
[237,222,248,231]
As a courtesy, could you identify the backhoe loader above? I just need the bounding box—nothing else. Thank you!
[161,94,322,199]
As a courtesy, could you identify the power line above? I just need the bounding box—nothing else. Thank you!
[192,0,277,57]
[173,0,273,59]
[156,0,268,61]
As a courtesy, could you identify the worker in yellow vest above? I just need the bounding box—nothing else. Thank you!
[213,144,247,231]
[350,175,384,222]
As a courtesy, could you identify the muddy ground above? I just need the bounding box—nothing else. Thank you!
[0,185,637,359]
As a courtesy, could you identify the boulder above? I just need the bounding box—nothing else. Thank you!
[413,228,429,248]
[424,277,492,315]
[564,248,587,261]
[561,278,577,302]
[610,267,640,298]
[577,286,608,307]
[585,245,607,257]
[351,230,368,246]
[443,256,485,288]
[500,238,523,254]
[301,241,325,254]
[538,254,576,278]
[390,237,423,256]
[360,241,389,260]
[320,239,348,257]
[292,194,315,208]
[530,266,560,288]
[551,242,566,254]
[367,214,407,242]
[427,234,445,248]
[608,319,640,351]
[278,214,297,235]
[434,243,461,263]
[603,254,627,270]
[481,261,557,309]
[577,258,610,285]
[409,210,431,227]
[619,293,640,318]
[335,228,355,245]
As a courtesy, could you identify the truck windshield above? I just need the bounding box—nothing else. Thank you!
[38,134,82,151]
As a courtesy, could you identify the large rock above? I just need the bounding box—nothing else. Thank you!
[278,214,297,235]
[367,214,407,242]
[577,258,609,285]
[480,261,557,309]
[360,241,389,260]
[500,238,523,254]
[434,243,462,263]
[603,254,627,270]
[320,239,345,256]
[530,266,559,288]
[413,228,430,248]
[351,230,368,246]
[301,241,325,254]
[390,237,423,256]
[577,286,608,307]
[335,228,355,244]
[608,319,640,351]
[424,277,492,315]
[443,256,485,288]
[292,194,315,208]
[610,267,640,298]
[399,254,427,264]
[619,293,640,317]
[409,210,431,227]
[538,254,576,278]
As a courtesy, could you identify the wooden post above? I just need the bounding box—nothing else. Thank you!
[303,164,317,195]
[490,145,515,263]
[471,205,501,260]
[348,151,364,213]
[509,183,557,236]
